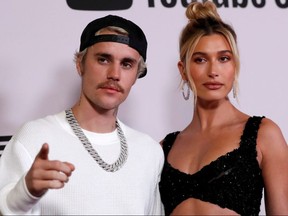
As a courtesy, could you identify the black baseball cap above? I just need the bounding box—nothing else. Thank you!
[79,15,148,78]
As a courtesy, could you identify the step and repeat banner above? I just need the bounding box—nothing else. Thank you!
[1,1,288,213]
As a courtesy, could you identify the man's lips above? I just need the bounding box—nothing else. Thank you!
[101,86,120,92]
[203,82,223,90]
[98,82,123,93]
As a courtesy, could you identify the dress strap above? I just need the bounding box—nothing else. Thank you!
[239,116,265,151]
[162,132,179,159]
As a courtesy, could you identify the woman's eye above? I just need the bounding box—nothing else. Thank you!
[219,56,230,62]
[194,57,206,63]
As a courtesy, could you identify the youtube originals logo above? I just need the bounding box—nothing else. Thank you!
[66,0,133,10]
[66,0,288,10]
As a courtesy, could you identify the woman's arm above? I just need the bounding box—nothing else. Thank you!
[258,118,288,215]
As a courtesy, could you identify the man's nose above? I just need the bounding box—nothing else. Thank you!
[107,64,120,81]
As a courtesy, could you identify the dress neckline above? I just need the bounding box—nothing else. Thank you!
[165,116,256,177]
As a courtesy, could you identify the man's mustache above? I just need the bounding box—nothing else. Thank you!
[97,81,124,93]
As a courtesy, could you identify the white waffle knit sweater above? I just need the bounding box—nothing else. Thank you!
[0,111,164,215]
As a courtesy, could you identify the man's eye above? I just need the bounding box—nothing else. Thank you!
[98,57,108,64]
[122,62,132,69]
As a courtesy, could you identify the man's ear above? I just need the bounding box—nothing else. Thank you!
[178,61,188,81]
[76,59,83,76]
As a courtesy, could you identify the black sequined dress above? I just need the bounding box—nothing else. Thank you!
[159,116,264,216]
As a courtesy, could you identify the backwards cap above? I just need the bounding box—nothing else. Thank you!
[79,15,148,78]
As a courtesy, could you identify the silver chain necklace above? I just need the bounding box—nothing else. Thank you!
[65,109,128,172]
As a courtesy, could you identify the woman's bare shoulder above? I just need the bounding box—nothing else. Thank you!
[257,117,287,152]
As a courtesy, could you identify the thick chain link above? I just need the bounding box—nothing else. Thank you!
[65,109,128,172]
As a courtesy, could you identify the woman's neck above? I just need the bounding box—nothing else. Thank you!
[192,98,241,131]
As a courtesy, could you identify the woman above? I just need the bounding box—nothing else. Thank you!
[159,1,288,215]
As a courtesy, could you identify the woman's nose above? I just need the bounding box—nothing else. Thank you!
[207,63,219,78]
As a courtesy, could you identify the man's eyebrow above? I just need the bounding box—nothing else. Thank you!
[121,57,138,64]
[94,52,112,59]
[94,53,138,62]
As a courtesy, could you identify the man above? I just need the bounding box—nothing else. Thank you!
[0,15,164,215]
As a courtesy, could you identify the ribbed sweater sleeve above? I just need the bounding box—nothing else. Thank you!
[0,136,42,215]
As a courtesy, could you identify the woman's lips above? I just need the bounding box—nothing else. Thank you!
[203,82,223,90]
